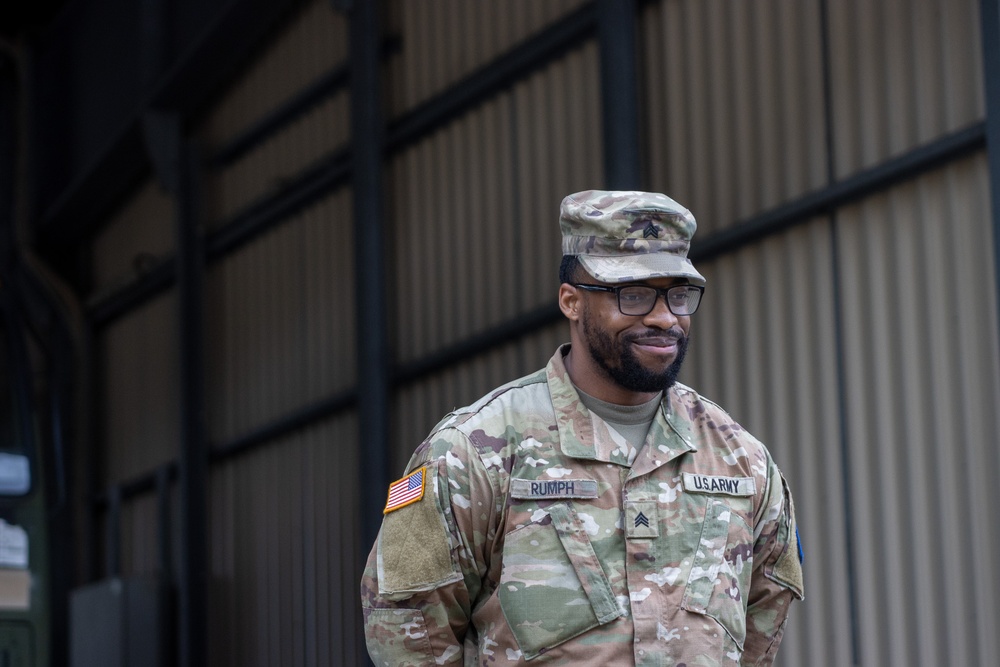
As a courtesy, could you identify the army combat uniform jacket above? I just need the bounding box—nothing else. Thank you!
[362,346,804,666]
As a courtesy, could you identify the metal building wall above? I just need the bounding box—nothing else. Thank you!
[834,155,999,667]
[385,0,587,115]
[77,0,1000,665]
[639,1,998,667]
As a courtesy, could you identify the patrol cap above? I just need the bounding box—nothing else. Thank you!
[559,190,706,286]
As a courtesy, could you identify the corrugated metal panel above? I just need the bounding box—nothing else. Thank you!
[197,0,349,225]
[205,91,350,224]
[390,323,567,474]
[641,0,829,234]
[81,2,1000,665]
[389,99,519,364]
[207,415,363,666]
[512,43,603,309]
[687,217,854,667]
[204,189,355,445]
[389,44,601,364]
[91,177,174,293]
[386,0,587,116]
[828,0,984,179]
[101,293,179,485]
[835,153,999,667]
[198,0,347,148]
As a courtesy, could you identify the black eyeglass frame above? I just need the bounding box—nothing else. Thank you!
[571,282,705,316]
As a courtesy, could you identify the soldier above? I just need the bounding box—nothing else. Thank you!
[361,190,804,666]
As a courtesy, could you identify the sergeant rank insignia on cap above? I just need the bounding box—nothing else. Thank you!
[384,466,426,513]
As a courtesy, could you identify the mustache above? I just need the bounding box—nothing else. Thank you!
[624,327,686,343]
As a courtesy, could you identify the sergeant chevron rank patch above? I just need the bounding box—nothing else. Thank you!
[626,501,658,538]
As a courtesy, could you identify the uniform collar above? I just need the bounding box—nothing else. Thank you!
[546,344,696,470]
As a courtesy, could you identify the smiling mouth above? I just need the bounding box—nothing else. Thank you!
[628,329,685,355]
[632,336,678,347]
[630,336,681,358]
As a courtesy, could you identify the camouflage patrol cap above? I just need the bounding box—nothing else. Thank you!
[560,190,706,286]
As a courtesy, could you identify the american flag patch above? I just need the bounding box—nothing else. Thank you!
[383,467,427,513]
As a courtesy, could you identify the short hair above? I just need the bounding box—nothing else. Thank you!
[559,255,582,285]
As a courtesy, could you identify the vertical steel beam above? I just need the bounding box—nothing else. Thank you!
[145,110,207,667]
[176,136,207,667]
[597,0,642,189]
[819,0,860,663]
[106,485,122,577]
[982,0,1000,339]
[350,0,390,553]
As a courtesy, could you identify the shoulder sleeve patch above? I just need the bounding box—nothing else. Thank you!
[377,465,461,598]
[769,490,805,600]
[384,467,427,513]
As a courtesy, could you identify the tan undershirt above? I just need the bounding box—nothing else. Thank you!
[576,387,662,457]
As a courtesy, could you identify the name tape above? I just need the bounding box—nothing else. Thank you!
[510,478,599,500]
[682,472,755,497]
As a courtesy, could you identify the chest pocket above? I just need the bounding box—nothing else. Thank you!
[680,497,754,649]
[497,502,623,659]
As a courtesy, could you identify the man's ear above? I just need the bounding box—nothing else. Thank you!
[558,283,581,321]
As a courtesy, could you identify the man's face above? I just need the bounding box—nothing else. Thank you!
[577,277,692,394]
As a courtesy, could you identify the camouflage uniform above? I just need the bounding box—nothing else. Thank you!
[361,346,804,666]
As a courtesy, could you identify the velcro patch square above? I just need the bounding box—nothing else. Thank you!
[384,467,426,513]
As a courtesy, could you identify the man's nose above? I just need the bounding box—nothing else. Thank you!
[641,293,679,328]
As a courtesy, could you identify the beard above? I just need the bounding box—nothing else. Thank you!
[581,315,689,394]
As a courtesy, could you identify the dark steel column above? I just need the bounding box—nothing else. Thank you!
[982,0,1000,337]
[144,111,207,667]
[350,0,390,553]
[819,0,860,663]
[597,0,642,189]
[176,135,207,667]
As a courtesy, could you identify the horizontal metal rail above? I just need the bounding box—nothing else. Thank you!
[87,148,352,327]
[208,63,351,169]
[692,122,987,262]
[38,0,305,247]
[385,3,597,152]
[96,387,358,506]
[86,5,600,329]
[93,120,989,507]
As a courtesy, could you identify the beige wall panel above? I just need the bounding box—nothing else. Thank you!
[204,91,350,225]
[389,45,600,363]
[101,292,179,485]
[390,322,567,475]
[208,415,363,667]
[828,0,983,179]
[386,0,587,116]
[512,44,603,309]
[686,217,852,667]
[198,0,347,148]
[204,189,355,445]
[91,177,174,294]
[642,0,828,233]
[836,153,999,666]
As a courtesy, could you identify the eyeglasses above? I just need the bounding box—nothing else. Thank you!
[572,283,704,316]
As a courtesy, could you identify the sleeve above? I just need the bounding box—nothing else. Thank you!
[741,456,804,666]
[360,427,499,667]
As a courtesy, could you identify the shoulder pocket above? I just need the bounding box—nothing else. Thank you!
[680,497,753,649]
[497,502,623,659]
[363,607,434,667]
